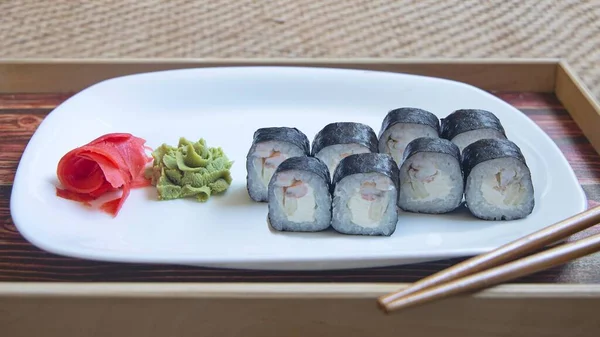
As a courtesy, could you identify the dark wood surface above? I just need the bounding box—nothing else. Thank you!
[1,91,600,283]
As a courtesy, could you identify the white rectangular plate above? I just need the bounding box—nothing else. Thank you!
[11,66,586,270]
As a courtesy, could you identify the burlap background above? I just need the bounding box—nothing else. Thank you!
[1,0,599,99]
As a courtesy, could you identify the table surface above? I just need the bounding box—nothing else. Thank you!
[2,91,600,283]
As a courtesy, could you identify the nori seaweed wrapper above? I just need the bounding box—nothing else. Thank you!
[251,127,310,154]
[461,138,528,183]
[311,122,378,156]
[272,156,331,188]
[440,109,506,140]
[378,107,440,138]
[331,153,399,191]
[402,137,461,163]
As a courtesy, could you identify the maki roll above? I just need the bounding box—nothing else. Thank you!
[268,156,332,232]
[398,137,464,214]
[462,138,534,221]
[246,127,310,202]
[378,108,440,166]
[312,122,378,176]
[440,109,507,152]
[331,153,399,236]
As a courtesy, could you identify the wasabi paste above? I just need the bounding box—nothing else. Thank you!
[147,137,234,202]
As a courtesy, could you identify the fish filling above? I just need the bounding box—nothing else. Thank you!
[404,158,452,201]
[451,129,506,152]
[274,173,316,223]
[347,176,393,228]
[252,143,289,188]
[383,125,438,164]
[315,143,371,176]
[480,168,528,207]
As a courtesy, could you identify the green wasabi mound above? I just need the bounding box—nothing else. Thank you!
[147,137,234,202]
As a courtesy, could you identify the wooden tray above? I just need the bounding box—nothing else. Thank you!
[1,59,600,337]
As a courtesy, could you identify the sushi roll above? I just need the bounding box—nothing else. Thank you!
[268,156,332,232]
[246,127,310,202]
[398,137,464,214]
[462,138,535,221]
[312,122,378,175]
[378,108,440,166]
[331,153,399,236]
[440,109,507,152]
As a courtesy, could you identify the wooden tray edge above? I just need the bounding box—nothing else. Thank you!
[556,61,600,154]
[2,282,600,299]
[0,57,560,93]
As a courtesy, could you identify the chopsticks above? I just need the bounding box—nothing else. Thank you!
[377,205,600,313]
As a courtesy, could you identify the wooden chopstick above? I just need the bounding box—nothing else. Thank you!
[379,230,600,312]
[378,205,600,313]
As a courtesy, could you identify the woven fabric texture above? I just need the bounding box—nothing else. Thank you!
[1,0,599,98]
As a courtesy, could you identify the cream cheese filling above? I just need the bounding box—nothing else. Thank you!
[283,184,316,223]
[274,173,317,223]
[347,178,393,228]
[480,168,528,207]
[405,159,452,201]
